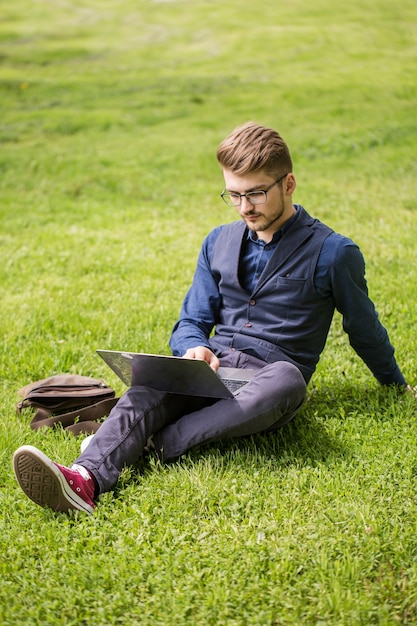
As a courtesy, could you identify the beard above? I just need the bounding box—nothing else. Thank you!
[243,203,286,234]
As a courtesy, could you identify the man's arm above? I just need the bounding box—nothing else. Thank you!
[169,227,223,361]
[316,234,407,387]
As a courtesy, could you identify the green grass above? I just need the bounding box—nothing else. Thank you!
[1,0,417,623]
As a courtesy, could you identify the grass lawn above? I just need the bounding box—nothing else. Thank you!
[1,0,417,623]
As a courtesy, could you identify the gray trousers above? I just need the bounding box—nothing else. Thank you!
[76,351,307,494]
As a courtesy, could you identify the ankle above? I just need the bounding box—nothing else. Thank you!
[70,464,100,499]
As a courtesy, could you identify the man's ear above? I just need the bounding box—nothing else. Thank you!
[285,173,296,195]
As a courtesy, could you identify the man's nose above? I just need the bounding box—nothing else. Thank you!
[240,196,255,214]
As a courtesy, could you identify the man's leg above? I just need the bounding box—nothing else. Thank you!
[13,354,305,512]
[152,360,306,461]
[75,386,210,493]
[13,386,211,512]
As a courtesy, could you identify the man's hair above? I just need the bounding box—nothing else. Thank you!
[216,121,293,177]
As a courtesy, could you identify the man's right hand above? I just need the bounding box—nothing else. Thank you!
[182,346,220,372]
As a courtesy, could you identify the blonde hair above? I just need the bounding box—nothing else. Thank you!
[216,121,293,177]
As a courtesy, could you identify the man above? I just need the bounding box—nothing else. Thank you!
[13,122,411,515]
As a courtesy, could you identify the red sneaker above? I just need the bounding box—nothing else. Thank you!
[13,445,95,514]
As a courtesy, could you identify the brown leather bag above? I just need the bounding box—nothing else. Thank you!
[16,374,119,434]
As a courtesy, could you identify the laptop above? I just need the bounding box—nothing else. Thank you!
[96,350,257,399]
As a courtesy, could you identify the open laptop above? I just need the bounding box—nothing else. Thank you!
[97,350,257,399]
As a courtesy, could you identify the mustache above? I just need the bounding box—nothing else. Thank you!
[241,209,262,217]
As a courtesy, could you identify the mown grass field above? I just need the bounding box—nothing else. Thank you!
[1,0,417,624]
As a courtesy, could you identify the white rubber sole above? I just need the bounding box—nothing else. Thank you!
[13,445,94,514]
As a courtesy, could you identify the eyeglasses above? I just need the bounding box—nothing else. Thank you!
[220,173,288,207]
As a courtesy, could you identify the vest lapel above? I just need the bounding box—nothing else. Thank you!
[219,221,247,286]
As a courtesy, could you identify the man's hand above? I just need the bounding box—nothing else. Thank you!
[182,346,220,372]
[407,384,417,399]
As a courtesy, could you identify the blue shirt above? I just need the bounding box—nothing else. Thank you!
[170,207,406,387]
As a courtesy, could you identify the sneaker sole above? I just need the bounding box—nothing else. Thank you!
[13,445,94,515]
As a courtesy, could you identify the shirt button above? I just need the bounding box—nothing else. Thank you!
[249,299,256,305]
[245,323,252,328]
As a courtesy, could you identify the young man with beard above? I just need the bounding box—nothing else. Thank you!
[13,122,413,514]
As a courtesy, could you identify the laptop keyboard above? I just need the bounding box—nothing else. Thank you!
[222,378,250,394]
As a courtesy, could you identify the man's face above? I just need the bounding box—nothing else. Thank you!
[222,169,295,242]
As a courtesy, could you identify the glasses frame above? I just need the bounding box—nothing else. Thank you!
[220,173,288,207]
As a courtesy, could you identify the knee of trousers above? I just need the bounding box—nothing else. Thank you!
[114,385,167,412]
[250,361,307,410]
[257,361,307,429]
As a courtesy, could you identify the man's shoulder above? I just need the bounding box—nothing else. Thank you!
[201,222,241,258]
[200,222,246,267]
[204,221,244,243]
[323,231,360,253]
[319,231,363,269]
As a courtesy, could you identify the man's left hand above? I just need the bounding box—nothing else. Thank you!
[407,384,417,399]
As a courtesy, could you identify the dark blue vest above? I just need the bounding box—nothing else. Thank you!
[208,206,335,382]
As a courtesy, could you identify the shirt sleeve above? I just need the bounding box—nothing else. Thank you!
[315,233,406,386]
[169,227,223,356]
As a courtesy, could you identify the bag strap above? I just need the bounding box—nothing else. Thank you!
[65,421,102,435]
[29,396,119,433]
